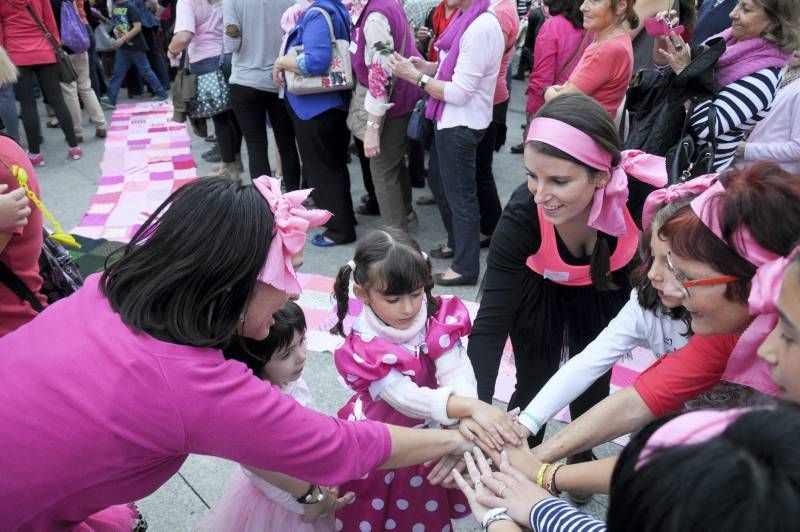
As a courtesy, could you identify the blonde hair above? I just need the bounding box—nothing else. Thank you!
[0,46,17,85]
[755,0,800,52]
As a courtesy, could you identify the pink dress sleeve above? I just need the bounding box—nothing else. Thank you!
[335,334,422,394]
[425,296,472,361]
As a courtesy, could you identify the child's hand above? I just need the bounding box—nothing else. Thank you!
[0,185,31,228]
[426,453,465,486]
[469,400,523,449]
[459,417,501,452]
[301,486,354,522]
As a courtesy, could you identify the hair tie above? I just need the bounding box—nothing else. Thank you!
[347,260,356,270]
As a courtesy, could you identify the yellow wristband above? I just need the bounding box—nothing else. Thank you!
[536,463,550,487]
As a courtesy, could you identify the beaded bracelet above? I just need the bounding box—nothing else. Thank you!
[536,463,550,488]
[545,463,565,495]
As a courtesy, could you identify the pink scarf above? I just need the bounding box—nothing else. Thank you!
[425,0,490,121]
[712,28,790,87]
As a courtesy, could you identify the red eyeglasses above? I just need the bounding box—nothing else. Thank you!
[666,252,739,297]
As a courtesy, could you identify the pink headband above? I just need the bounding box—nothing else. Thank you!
[640,173,718,229]
[253,176,332,294]
[636,408,750,470]
[689,181,785,395]
[527,118,667,236]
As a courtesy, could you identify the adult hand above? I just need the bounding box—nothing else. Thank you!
[469,400,523,449]
[736,141,746,159]
[364,127,381,158]
[451,447,495,523]
[112,38,125,49]
[409,55,437,76]
[427,453,464,486]
[460,417,500,451]
[387,52,419,83]
[272,58,286,88]
[0,185,31,228]
[417,26,433,41]
[481,438,541,483]
[477,449,554,525]
[656,18,691,76]
[301,486,354,522]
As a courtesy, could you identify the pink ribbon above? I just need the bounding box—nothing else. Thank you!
[640,173,718,229]
[253,176,332,294]
[526,118,666,236]
[690,181,787,395]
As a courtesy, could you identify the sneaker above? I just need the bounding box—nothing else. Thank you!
[153,93,169,102]
[99,96,116,110]
[28,153,45,167]
[95,127,108,138]
[202,145,222,163]
[69,146,82,160]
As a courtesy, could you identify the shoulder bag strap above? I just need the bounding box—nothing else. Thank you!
[555,29,589,82]
[309,7,337,44]
[0,260,44,313]
[25,4,61,54]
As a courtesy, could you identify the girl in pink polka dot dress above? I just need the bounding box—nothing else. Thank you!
[330,229,517,532]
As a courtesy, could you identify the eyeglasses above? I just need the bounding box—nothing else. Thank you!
[665,251,739,298]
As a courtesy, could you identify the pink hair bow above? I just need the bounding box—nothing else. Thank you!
[253,176,332,294]
[588,150,667,236]
[640,173,718,229]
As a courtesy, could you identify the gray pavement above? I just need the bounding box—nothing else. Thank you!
[29,74,619,529]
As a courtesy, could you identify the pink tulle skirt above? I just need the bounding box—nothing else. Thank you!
[74,503,142,531]
[196,469,334,532]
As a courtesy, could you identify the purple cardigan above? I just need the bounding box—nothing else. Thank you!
[351,0,422,118]
[0,274,392,530]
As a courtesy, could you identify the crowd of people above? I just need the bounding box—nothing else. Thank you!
[1,0,800,530]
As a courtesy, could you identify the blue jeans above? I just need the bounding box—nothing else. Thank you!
[428,125,485,278]
[0,83,19,142]
[189,54,232,76]
[107,49,166,104]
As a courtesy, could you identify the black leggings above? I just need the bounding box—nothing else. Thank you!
[230,84,301,188]
[212,109,242,164]
[16,63,78,153]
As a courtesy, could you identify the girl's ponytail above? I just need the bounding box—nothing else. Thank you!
[330,262,354,337]
[423,254,438,318]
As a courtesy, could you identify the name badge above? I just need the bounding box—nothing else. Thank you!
[349,40,358,54]
[543,269,569,282]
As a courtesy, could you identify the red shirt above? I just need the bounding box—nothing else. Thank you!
[634,334,738,417]
[0,0,60,67]
[428,2,456,62]
[568,33,633,118]
[492,0,519,105]
[0,137,45,337]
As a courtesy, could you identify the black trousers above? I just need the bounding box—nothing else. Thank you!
[231,84,301,188]
[287,104,356,243]
[16,64,77,153]
[353,136,377,207]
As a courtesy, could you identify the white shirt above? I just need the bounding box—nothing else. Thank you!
[437,10,504,131]
[519,290,690,435]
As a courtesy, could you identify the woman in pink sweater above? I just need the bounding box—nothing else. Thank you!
[0,177,474,531]
[0,0,81,165]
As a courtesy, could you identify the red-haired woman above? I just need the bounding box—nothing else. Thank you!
[532,162,800,464]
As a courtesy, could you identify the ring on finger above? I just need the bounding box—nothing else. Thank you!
[675,44,684,51]
[498,484,507,498]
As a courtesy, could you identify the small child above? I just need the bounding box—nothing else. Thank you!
[330,229,517,531]
[198,301,349,532]
[100,0,167,110]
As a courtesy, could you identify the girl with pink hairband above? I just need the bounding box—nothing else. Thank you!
[446,246,800,532]
[467,93,666,500]
[528,162,800,479]
[0,177,481,530]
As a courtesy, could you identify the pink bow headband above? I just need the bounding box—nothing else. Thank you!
[640,173,718,229]
[636,408,751,470]
[253,176,332,294]
[689,180,786,395]
[526,118,667,236]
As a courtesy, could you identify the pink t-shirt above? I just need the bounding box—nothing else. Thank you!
[568,33,633,118]
[174,0,224,63]
[0,274,391,530]
[0,136,46,337]
[492,0,519,105]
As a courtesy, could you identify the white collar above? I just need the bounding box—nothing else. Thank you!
[358,301,428,345]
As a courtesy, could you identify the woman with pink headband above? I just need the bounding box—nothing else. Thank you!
[530,162,800,471]
[467,93,666,495]
[0,177,476,530]
[447,247,800,531]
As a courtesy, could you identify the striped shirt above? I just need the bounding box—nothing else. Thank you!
[689,67,782,171]
[530,498,606,532]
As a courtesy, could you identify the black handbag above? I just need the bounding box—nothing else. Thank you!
[26,4,78,84]
[407,97,433,148]
[665,101,717,184]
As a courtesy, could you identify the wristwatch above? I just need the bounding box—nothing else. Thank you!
[482,507,513,530]
[417,74,432,89]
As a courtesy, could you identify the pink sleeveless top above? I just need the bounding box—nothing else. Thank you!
[525,205,639,286]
